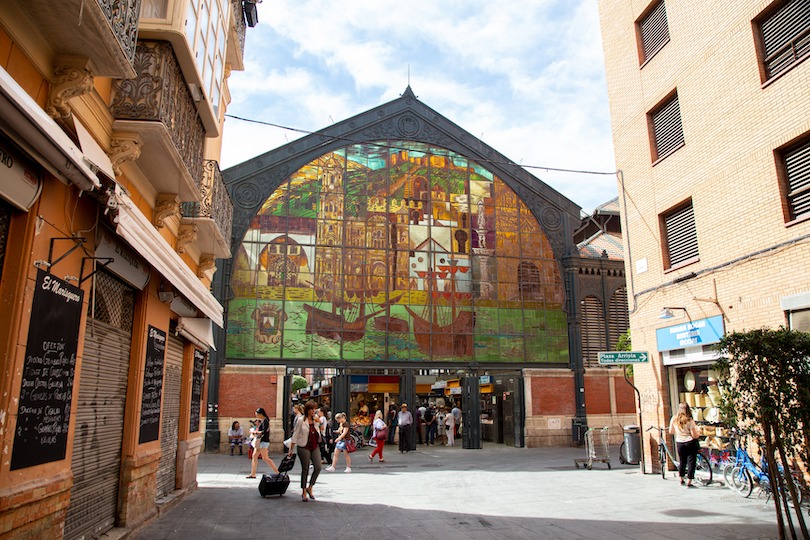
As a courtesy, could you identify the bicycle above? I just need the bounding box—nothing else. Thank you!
[726,430,804,505]
[647,426,713,485]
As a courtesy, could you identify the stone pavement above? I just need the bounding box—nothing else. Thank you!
[134,443,796,540]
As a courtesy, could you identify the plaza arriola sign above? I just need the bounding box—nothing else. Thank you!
[598,351,650,365]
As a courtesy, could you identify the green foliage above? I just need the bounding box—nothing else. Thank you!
[615,331,633,377]
[291,375,308,393]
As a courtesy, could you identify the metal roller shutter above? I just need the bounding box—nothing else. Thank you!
[65,320,131,539]
[156,334,183,499]
[582,295,605,368]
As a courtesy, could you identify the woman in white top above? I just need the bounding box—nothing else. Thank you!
[669,402,703,487]
[444,409,456,446]
[228,421,244,455]
[368,410,388,463]
[436,407,447,445]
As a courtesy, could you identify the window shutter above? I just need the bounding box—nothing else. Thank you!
[786,140,810,219]
[608,287,629,350]
[582,296,605,368]
[641,1,670,60]
[761,0,810,78]
[652,95,685,160]
[664,203,698,266]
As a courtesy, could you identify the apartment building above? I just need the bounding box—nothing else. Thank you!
[0,0,252,537]
[597,0,810,472]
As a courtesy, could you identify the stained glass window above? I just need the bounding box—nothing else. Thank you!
[226,141,568,363]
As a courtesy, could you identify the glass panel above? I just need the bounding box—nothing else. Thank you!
[185,0,197,45]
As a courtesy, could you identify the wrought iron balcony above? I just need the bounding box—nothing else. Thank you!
[180,160,233,257]
[110,40,205,201]
[10,0,140,78]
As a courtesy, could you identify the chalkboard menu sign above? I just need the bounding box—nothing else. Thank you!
[138,325,166,443]
[11,269,84,470]
[189,348,206,433]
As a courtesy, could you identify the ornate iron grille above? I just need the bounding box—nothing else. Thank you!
[98,0,142,66]
[0,198,10,281]
[91,270,135,333]
[180,160,233,252]
[110,40,205,187]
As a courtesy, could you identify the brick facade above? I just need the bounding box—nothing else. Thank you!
[597,0,810,473]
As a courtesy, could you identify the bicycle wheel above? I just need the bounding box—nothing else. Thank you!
[660,446,668,479]
[780,472,804,506]
[722,460,737,487]
[619,442,627,464]
[730,466,753,497]
[695,453,713,486]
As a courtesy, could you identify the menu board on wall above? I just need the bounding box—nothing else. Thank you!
[138,325,166,443]
[11,269,84,470]
[189,348,206,433]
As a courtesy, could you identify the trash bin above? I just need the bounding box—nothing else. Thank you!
[622,425,641,465]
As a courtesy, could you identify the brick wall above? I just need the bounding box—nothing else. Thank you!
[584,376,611,414]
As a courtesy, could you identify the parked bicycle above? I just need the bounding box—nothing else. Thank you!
[647,426,713,485]
[726,430,803,505]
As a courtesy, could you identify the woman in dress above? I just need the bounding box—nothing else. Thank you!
[368,410,387,463]
[247,408,279,478]
[288,400,322,501]
[325,412,352,473]
[669,402,703,487]
[444,408,456,447]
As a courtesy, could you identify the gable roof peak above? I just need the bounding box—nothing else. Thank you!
[401,85,417,99]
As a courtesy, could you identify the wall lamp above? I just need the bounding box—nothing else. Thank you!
[659,307,688,319]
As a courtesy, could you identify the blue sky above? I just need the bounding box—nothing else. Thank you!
[220,0,617,214]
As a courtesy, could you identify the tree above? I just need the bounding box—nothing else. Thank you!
[291,375,308,394]
[615,331,633,377]
[716,327,810,540]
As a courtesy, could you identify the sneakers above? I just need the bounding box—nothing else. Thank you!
[325,466,335,472]
[344,468,352,473]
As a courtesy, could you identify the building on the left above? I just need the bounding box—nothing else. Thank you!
[0,0,253,537]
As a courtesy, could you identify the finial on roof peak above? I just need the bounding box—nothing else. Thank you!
[401,85,417,99]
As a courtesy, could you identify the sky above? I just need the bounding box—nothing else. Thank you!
[220,0,618,215]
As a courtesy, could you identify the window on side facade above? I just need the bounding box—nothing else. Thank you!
[779,137,810,222]
[661,200,698,270]
[648,91,685,163]
[754,0,810,83]
[637,1,671,66]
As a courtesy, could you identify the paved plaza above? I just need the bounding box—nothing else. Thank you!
[134,443,795,539]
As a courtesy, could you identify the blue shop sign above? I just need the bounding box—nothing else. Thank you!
[656,315,724,352]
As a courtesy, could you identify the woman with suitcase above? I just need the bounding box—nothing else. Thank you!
[247,408,279,478]
[288,400,323,502]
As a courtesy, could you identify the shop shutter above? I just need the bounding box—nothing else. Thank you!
[581,296,605,368]
[664,203,698,267]
[640,1,670,61]
[786,139,810,219]
[65,272,133,540]
[156,334,184,499]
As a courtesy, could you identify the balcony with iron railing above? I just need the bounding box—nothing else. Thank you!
[8,0,140,78]
[180,160,233,258]
[110,40,205,202]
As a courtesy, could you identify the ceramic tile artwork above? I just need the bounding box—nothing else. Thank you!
[226,141,567,362]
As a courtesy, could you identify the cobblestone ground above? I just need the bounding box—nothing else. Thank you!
[134,443,800,539]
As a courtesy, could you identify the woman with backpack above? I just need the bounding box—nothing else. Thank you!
[368,410,388,463]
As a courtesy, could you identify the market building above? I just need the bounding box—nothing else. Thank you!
[596,0,810,472]
[207,89,636,452]
[0,0,254,537]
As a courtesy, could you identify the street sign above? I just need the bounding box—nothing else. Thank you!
[598,351,650,365]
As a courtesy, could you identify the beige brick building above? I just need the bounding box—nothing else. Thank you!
[597,0,810,473]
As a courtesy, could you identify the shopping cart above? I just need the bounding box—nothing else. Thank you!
[574,427,611,470]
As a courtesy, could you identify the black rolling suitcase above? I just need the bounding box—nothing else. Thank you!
[258,453,296,497]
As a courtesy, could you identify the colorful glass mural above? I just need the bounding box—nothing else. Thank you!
[226,141,568,363]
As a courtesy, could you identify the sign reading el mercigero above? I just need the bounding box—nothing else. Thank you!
[138,325,166,443]
[11,270,84,470]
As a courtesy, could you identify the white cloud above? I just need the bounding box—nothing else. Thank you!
[220,0,617,213]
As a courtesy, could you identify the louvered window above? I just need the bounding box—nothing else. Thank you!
[663,202,698,268]
[759,0,810,80]
[786,139,810,220]
[608,287,629,350]
[651,94,685,161]
[582,296,606,368]
[640,1,670,62]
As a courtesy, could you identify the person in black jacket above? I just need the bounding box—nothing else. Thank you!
[247,408,279,478]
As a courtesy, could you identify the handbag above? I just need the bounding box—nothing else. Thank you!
[345,440,357,453]
[376,426,388,440]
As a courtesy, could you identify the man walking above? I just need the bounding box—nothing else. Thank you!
[398,403,413,453]
[451,402,462,439]
[386,404,398,444]
[414,405,423,444]
[424,402,437,446]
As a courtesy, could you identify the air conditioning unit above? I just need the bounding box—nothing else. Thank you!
[244,0,259,27]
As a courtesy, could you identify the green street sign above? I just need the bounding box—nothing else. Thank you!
[598,351,650,365]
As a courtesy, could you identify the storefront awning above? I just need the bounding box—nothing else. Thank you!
[177,317,216,350]
[0,66,101,192]
[114,191,224,327]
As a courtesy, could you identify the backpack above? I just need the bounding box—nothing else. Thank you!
[424,407,434,423]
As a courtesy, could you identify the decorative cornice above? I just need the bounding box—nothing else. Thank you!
[154,194,179,229]
[46,57,96,120]
[109,131,142,176]
[177,223,198,254]
[198,254,216,279]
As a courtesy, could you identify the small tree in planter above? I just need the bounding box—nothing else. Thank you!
[716,327,810,540]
